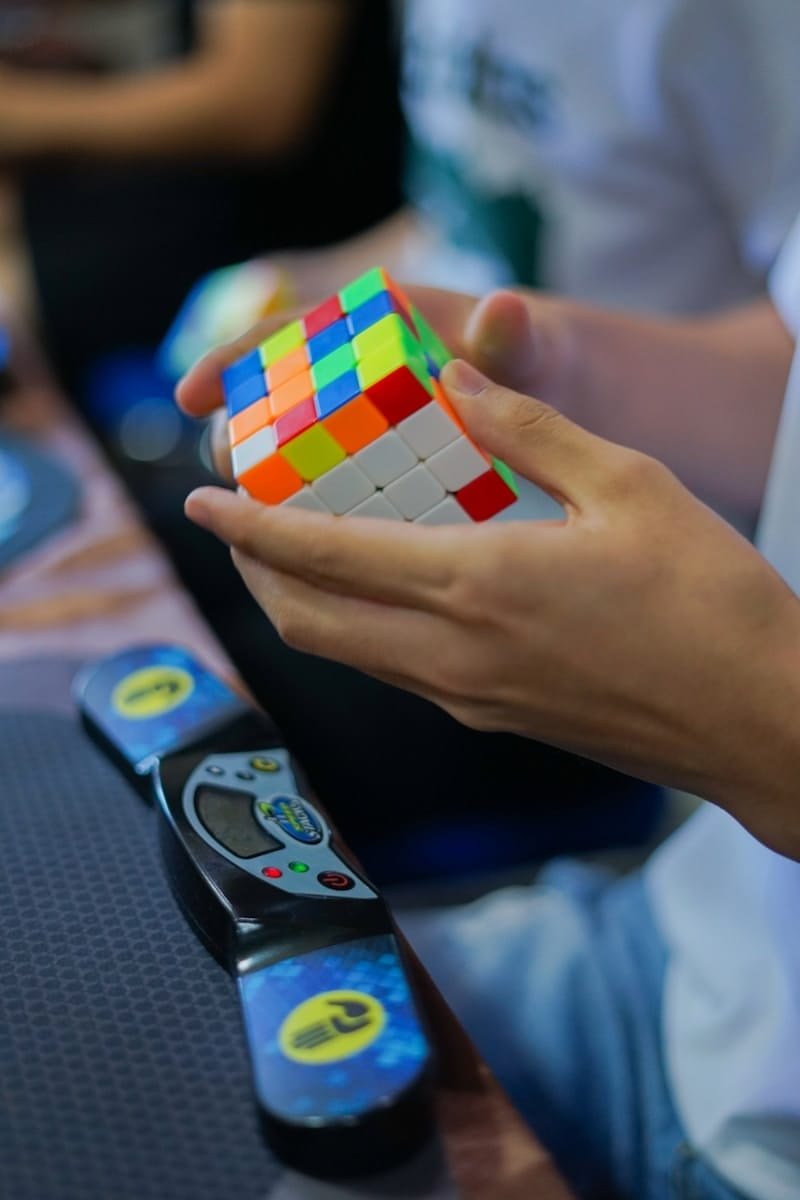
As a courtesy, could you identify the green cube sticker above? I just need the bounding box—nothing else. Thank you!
[493,458,519,496]
[339,267,389,314]
[311,343,357,391]
[411,307,454,370]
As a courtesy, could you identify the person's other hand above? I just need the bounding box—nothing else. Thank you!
[175,288,578,482]
[185,359,800,859]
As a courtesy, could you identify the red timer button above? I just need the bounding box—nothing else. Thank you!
[262,866,283,880]
[318,870,355,892]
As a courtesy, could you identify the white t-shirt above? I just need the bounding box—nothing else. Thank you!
[401,0,800,314]
[646,217,800,1200]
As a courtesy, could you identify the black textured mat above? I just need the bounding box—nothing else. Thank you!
[0,709,282,1200]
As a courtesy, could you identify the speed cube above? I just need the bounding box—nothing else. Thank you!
[223,267,519,524]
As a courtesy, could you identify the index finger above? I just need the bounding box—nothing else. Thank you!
[175,306,305,419]
[185,486,464,610]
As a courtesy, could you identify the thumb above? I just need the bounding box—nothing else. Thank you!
[441,359,611,509]
[465,290,561,398]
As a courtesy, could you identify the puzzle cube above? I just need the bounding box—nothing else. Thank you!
[222,267,519,524]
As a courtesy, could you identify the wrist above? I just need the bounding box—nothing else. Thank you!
[561,301,660,431]
[706,599,800,860]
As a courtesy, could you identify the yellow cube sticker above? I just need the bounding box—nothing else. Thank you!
[279,425,346,481]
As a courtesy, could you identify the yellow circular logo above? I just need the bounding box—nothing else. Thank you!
[112,666,195,720]
[279,991,386,1065]
[250,756,281,773]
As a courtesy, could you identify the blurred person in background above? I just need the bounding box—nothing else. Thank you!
[0,0,403,390]
[268,0,800,342]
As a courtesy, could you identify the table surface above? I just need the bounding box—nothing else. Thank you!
[0,348,573,1200]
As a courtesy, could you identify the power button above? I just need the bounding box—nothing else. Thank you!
[318,871,355,892]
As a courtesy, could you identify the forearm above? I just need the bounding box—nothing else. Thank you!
[3,66,272,160]
[1,1,350,162]
[704,616,800,861]
[560,298,794,520]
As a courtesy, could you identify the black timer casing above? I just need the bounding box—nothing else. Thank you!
[75,647,435,1178]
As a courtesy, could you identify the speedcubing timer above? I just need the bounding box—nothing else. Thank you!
[223,267,519,523]
[76,646,434,1177]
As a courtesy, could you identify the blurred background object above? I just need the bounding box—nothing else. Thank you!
[0,0,178,70]
[159,258,295,382]
[0,0,406,650]
[1,0,404,395]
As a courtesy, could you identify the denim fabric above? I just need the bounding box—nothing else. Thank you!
[401,863,747,1200]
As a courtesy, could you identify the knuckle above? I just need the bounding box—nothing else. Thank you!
[270,596,309,652]
[445,577,485,628]
[509,393,562,440]
[275,614,307,652]
[443,548,495,620]
[444,536,507,623]
[231,545,274,599]
[304,535,337,581]
[605,449,671,499]
[432,642,483,701]
[236,518,267,563]
[443,700,495,733]
[442,702,478,730]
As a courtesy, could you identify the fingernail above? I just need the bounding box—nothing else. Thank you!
[467,292,539,386]
[443,359,491,396]
[184,488,214,520]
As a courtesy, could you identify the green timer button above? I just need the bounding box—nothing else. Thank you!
[289,862,309,873]
[250,756,281,773]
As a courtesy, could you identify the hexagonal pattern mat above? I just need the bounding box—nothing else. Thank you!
[0,710,282,1200]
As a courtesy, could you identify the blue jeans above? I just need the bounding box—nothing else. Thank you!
[401,864,746,1200]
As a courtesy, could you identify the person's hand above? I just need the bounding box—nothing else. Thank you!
[185,359,800,860]
[176,287,579,481]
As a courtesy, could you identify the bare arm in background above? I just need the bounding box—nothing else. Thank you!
[0,0,352,161]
